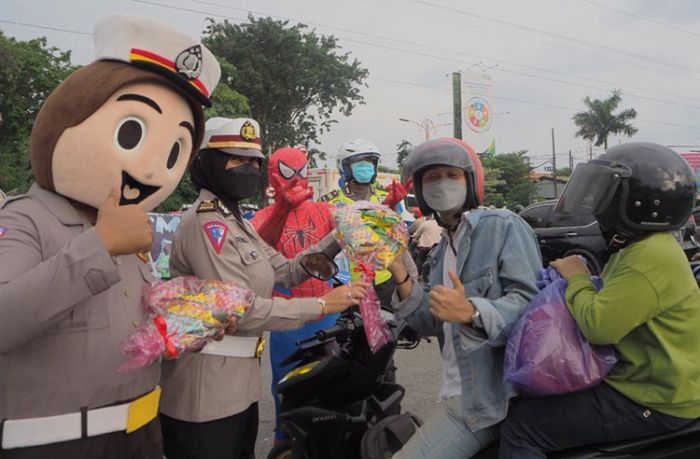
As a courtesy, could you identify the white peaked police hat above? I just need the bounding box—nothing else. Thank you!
[93,14,221,107]
[201,117,265,159]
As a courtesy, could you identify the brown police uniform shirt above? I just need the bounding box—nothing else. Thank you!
[160,189,340,422]
[0,184,159,420]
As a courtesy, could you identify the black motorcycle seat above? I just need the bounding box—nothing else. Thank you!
[474,418,700,458]
[551,417,700,458]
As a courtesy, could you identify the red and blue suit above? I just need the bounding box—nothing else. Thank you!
[251,147,336,440]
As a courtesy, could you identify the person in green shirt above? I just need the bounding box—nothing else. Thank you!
[500,143,700,458]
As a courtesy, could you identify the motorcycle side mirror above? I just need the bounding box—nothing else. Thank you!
[300,252,339,281]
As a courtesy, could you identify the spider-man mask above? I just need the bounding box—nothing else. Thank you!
[268,147,312,207]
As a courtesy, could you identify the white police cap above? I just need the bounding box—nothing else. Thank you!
[93,14,221,107]
[202,117,264,159]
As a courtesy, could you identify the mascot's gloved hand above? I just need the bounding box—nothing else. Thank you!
[382,178,413,210]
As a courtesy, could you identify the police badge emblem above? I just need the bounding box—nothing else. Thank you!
[175,45,203,80]
[240,121,257,142]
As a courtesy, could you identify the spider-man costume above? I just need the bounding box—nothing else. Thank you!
[251,147,336,440]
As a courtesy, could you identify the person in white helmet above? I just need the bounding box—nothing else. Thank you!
[321,139,418,396]
[321,139,386,205]
[320,139,417,292]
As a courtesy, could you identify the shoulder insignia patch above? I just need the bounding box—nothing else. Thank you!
[202,221,228,254]
[0,225,6,238]
[319,190,339,202]
[197,200,217,213]
[215,200,232,217]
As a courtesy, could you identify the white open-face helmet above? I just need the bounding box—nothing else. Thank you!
[336,139,381,183]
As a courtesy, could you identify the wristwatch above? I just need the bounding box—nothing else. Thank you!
[470,308,482,328]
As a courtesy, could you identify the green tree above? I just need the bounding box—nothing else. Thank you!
[556,167,572,177]
[0,31,75,194]
[396,139,413,170]
[204,60,250,119]
[480,150,531,207]
[202,16,368,153]
[572,89,638,149]
[306,147,326,168]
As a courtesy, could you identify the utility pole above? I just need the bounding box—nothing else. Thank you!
[551,128,557,198]
[569,149,573,171]
[452,71,462,140]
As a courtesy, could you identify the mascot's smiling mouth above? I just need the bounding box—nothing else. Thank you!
[120,170,161,205]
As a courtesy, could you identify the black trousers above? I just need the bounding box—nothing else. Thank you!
[499,382,695,458]
[161,402,259,459]
[0,416,162,459]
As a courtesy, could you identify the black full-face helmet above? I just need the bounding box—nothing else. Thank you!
[402,138,485,219]
[556,142,695,239]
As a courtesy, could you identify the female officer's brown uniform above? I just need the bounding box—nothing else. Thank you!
[159,118,351,459]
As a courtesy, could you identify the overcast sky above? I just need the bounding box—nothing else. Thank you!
[3,0,700,169]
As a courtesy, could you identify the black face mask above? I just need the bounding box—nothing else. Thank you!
[190,149,261,207]
[220,162,261,200]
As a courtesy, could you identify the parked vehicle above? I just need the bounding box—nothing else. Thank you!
[520,200,699,274]
[520,200,609,274]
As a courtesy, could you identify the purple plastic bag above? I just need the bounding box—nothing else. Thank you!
[504,267,617,397]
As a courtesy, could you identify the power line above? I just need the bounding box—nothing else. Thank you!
[183,0,700,103]
[579,0,700,38]
[344,37,700,112]
[133,0,700,114]
[131,0,700,113]
[6,4,699,132]
[363,0,700,87]
[0,19,91,35]
[369,75,700,132]
[407,0,700,74]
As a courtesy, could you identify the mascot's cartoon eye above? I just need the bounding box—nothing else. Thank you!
[167,140,182,170]
[299,163,309,178]
[278,161,296,179]
[114,117,146,151]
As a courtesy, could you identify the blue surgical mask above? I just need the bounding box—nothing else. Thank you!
[350,161,376,184]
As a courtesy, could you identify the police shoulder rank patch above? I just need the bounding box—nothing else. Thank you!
[319,190,338,202]
[215,200,232,217]
[0,225,6,238]
[202,221,228,254]
[196,200,217,213]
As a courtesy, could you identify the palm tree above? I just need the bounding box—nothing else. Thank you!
[572,90,638,149]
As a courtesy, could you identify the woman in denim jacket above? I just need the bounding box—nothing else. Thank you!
[389,138,541,458]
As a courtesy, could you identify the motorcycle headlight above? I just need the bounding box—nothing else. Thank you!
[279,361,320,384]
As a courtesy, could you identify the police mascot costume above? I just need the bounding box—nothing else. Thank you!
[0,14,219,458]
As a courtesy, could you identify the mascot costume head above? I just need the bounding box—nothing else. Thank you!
[29,14,220,211]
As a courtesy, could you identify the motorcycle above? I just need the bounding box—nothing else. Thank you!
[267,305,421,459]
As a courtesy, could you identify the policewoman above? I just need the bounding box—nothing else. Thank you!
[160,117,367,459]
[0,15,219,458]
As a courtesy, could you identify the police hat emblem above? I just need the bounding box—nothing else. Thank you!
[240,121,257,142]
[175,45,203,80]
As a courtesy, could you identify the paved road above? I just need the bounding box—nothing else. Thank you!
[254,335,444,457]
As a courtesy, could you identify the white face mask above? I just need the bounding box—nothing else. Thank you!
[422,178,467,214]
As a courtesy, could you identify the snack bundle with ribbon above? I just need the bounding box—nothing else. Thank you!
[334,201,409,352]
[119,277,255,371]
